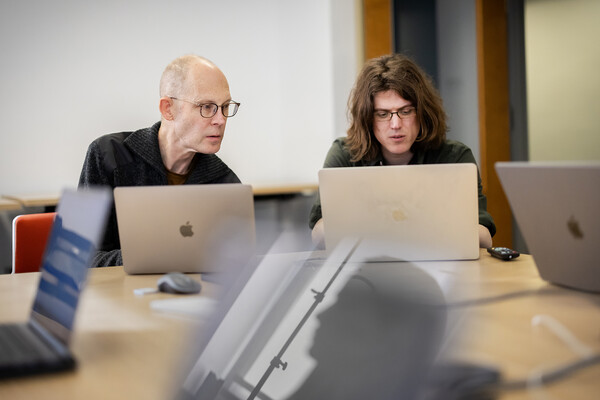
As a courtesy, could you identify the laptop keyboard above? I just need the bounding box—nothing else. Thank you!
[0,323,60,367]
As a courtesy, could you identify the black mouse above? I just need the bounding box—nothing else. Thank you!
[157,272,202,294]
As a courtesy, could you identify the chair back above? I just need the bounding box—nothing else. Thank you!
[12,212,56,273]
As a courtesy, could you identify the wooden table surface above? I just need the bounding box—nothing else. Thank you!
[2,193,60,208]
[0,198,21,211]
[435,251,600,400]
[0,267,214,400]
[0,251,598,399]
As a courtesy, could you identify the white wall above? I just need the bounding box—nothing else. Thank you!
[525,0,600,161]
[0,0,361,194]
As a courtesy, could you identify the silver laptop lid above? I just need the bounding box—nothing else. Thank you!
[30,187,111,344]
[318,164,479,261]
[115,184,256,275]
[496,161,600,292]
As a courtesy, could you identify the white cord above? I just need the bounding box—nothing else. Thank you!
[531,314,595,358]
[527,366,557,400]
[526,314,596,399]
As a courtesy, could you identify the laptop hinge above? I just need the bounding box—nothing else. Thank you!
[28,319,70,357]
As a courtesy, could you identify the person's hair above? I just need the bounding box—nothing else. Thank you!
[346,54,447,162]
[159,54,215,98]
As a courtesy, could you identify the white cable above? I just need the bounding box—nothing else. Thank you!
[527,367,557,400]
[531,314,595,358]
[525,314,596,400]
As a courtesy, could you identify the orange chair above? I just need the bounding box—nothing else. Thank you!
[12,212,56,274]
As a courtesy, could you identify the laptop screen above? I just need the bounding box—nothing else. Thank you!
[29,188,111,344]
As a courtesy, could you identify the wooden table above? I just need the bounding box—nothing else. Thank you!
[2,194,60,209]
[2,185,320,204]
[0,251,598,399]
[0,198,21,211]
[434,251,600,400]
[251,183,318,197]
[0,267,214,400]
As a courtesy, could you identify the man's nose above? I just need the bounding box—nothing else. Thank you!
[211,110,227,125]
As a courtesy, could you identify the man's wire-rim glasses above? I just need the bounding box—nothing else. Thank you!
[169,97,240,118]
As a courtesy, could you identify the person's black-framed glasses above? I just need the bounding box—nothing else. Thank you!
[373,106,416,121]
[169,97,240,118]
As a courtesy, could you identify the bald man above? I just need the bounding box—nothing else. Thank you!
[79,55,241,267]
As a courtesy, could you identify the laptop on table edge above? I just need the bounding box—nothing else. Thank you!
[496,161,600,293]
[0,187,111,378]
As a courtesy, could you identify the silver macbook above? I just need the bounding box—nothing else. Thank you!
[318,164,479,261]
[114,184,256,275]
[496,161,600,293]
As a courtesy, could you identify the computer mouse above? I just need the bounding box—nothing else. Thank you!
[157,272,202,294]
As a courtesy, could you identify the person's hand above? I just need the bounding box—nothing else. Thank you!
[311,219,326,249]
[478,224,492,248]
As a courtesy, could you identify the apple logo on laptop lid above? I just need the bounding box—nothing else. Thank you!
[180,221,194,237]
[567,215,584,239]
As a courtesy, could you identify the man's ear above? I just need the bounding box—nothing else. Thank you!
[159,97,175,121]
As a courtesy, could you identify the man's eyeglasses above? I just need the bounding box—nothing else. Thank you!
[169,97,240,118]
[373,106,416,121]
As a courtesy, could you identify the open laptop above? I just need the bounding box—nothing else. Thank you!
[318,164,480,261]
[496,161,600,293]
[114,184,256,275]
[0,188,111,378]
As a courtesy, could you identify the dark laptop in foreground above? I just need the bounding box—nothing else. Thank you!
[496,161,600,293]
[0,188,111,378]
